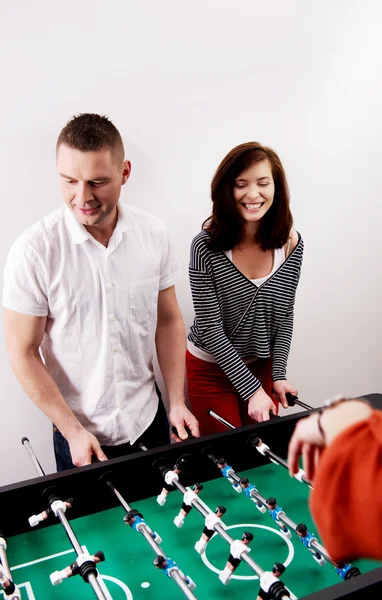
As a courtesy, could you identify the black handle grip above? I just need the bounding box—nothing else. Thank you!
[271,389,299,407]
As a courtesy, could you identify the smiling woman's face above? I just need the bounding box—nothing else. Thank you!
[233,159,275,225]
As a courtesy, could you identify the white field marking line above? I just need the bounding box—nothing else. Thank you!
[10,549,74,571]
[9,545,134,600]
[100,576,133,600]
[22,581,37,600]
[82,546,133,600]
[201,523,294,581]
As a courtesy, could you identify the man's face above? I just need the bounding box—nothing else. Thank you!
[57,144,131,227]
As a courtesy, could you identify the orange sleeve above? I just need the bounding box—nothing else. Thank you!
[310,410,382,563]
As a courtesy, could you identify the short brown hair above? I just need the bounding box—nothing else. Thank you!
[203,142,293,251]
[56,113,125,165]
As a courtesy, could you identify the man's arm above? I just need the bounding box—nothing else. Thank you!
[155,286,199,440]
[4,308,107,467]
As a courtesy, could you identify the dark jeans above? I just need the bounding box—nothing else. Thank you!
[53,391,170,472]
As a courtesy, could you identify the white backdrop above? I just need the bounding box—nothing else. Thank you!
[1,0,381,486]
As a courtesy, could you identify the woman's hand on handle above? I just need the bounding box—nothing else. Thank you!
[248,388,275,422]
[273,380,298,409]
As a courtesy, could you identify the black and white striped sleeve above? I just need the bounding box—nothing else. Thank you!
[189,241,262,400]
[271,303,294,381]
[271,256,302,381]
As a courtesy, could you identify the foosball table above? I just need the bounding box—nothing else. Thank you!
[0,394,381,600]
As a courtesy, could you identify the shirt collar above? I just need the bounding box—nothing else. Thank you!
[64,203,133,245]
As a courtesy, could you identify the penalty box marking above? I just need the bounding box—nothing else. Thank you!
[8,545,133,599]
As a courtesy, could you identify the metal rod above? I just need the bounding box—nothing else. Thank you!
[311,540,332,563]
[293,399,314,411]
[0,545,12,581]
[278,514,297,531]
[264,449,289,469]
[21,437,45,476]
[168,471,294,598]
[21,437,108,600]
[207,410,312,487]
[207,450,331,584]
[87,572,110,600]
[207,409,236,429]
[57,507,109,600]
[105,479,131,512]
[104,478,197,598]
[171,570,198,600]
[57,509,83,555]
[55,513,108,598]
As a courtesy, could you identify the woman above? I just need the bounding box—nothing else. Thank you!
[187,142,303,435]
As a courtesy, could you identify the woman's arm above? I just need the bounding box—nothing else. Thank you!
[271,231,302,396]
[190,261,262,400]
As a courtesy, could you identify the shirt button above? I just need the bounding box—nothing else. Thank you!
[109,314,116,321]
[107,281,113,289]
[113,346,118,353]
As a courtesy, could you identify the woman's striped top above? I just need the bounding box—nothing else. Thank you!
[188,230,304,401]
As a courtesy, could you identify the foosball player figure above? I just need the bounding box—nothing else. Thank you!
[29,498,73,527]
[174,483,204,528]
[333,562,361,580]
[0,563,19,599]
[153,555,196,590]
[239,477,266,513]
[195,505,227,554]
[50,551,105,586]
[265,498,292,539]
[296,523,326,566]
[219,531,254,585]
[217,458,242,493]
[257,562,290,600]
[157,464,182,506]
[123,509,162,544]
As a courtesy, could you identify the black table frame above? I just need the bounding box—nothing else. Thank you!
[1,393,381,599]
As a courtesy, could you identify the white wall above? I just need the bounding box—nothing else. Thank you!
[1,0,381,486]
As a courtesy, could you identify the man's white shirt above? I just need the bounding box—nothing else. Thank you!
[2,203,180,445]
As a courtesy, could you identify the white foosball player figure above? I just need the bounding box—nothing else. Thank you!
[174,483,203,528]
[219,531,253,585]
[195,505,227,554]
[257,563,290,600]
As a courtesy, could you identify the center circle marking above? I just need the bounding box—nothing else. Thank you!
[201,523,294,581]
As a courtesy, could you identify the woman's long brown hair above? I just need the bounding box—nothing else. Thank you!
[203,142,293,251]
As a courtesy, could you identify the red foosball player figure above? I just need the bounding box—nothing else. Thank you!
[194,505,227,554]
[174,483,203,528]
[219,531,254,585]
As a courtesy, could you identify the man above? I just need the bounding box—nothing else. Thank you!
[3,113,199,471]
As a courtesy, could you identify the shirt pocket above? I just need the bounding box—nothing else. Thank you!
[129,277,159,324]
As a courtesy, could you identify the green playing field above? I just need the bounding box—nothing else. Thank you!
[4,463,380,599]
